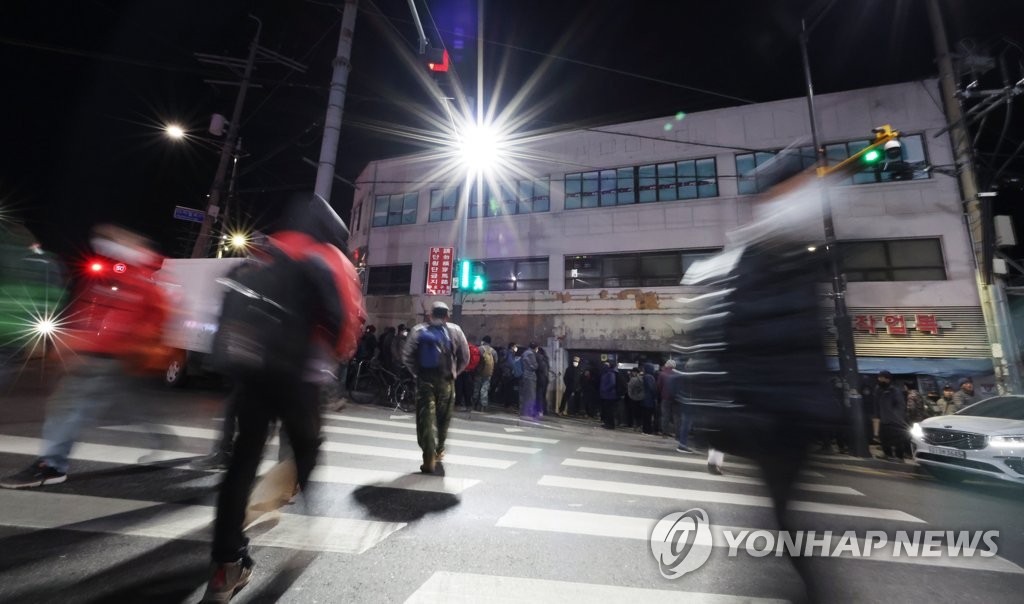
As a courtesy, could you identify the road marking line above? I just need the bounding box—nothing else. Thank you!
[495,507,1023,574]
[561,458,862,496]
[404,571,787,604]
[323,413,559,444]
[102,423,540,456]
[537,475,924,523]
[0,490,403,554]
[320,441,514,469]
[0,434,197,465]
[577,446,823,477]
[1,433,479,494]
[319,425,541,454]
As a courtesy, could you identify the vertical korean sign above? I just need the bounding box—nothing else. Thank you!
[426,246,455,295]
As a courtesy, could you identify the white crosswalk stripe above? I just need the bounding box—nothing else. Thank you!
[0,489,404,554]
[577,446,824,477]
[404,571,789,604]
[494,507,1024,574]
[561,457,862,495]
[537,475,924,522]
[322,412,560,443]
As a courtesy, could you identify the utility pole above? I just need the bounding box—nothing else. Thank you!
[313,0,358,206]
[800,13,868,457]
[927,0,1022,393]
[191,16,261,259]
[190,15,308,258]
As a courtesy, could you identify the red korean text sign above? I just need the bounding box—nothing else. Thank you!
[426,246,455,295]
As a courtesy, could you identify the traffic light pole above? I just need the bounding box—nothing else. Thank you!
[801,19,869,458]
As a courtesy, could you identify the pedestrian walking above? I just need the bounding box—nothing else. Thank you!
[950,377,977,413]
[1,225,171,490]
[456,341,480,411]
[201,196,365,602]
[626,368,645,429]
[402,302,470,473]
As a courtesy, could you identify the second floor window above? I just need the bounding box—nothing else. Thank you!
[372,193,418,227]
[429,188,458,222]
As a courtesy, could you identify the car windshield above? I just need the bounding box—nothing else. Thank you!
[957,397,1024,420]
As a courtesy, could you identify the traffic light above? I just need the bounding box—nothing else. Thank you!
[817,125,901,178]
[458,259,486,292]
[87,260,105,275]
[425,47,449,72]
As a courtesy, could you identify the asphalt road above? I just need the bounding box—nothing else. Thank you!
[1,364,1023,603]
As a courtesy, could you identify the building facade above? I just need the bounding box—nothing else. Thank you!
[348,79,992,397]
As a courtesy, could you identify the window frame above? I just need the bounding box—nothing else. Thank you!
[838,238,946,282]
[372,192,419,227]
[564,249,722,289]
[366,264,413,295]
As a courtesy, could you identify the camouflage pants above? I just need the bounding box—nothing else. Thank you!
[415,372,455,463]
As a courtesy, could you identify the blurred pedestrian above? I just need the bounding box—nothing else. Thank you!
[904,380,929,423]
[202,196,364,602]
[402,302,469,473]
[378,326,397,371]
[641,363,657,434]
[1,225,170,490]
[456,340,480,411]
[581,367,599,419]
[626,368,645,429]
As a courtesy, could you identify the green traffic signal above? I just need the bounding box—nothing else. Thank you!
[460,259,470,289]
[471,274,485,292]
[863,149,881,163]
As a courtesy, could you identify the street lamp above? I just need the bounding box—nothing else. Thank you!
[164,124,186,140]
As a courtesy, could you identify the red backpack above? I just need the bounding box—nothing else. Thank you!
[465,343,481,372]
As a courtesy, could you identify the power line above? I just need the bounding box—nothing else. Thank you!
[363,7,756,106]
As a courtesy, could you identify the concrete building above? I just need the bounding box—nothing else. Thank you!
[348,79,992,399]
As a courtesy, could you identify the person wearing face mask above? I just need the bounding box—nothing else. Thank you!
[402,302,470,473]
[937,383,956,415]
[559,356,582,417]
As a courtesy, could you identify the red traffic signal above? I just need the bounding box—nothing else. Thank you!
[426,48,449,73]
[89,261,105,274]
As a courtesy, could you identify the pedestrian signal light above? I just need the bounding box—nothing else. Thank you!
[426,48,449,73]
[471,274,485,292]
[460,259,470,290]
[863,149,881,163]
[88,261,104,274]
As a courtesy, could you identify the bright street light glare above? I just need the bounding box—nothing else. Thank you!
[229,233,248,249]
[457,122,504,176]
[33,318,56,337]
[165,124,186,140]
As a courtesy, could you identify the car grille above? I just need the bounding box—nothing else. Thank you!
[915,453,1004,473]
[922,428,988,450]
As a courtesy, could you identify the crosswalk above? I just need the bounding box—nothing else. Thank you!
[0,404,1021,603]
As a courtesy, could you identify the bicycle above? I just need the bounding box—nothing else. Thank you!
[348,359,416,413]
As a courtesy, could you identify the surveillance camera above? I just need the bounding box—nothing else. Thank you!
[884,139,902,160]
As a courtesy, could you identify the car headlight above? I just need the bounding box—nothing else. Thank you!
[910,423,924,440]
[989,435,1024,447]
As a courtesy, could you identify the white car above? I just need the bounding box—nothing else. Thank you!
[910,395,1024,485]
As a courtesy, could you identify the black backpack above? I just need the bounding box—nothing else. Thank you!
[210,251,317,379]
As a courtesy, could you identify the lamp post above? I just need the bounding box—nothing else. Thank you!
[800,14,869,457]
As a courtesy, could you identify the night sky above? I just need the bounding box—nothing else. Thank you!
[1,0,1021,261]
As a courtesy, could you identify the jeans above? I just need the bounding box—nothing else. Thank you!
[212,377,320,563]
[473,375,491,408]
[40,356,139,473]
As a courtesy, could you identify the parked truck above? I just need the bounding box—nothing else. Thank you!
[156,257,246,387]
